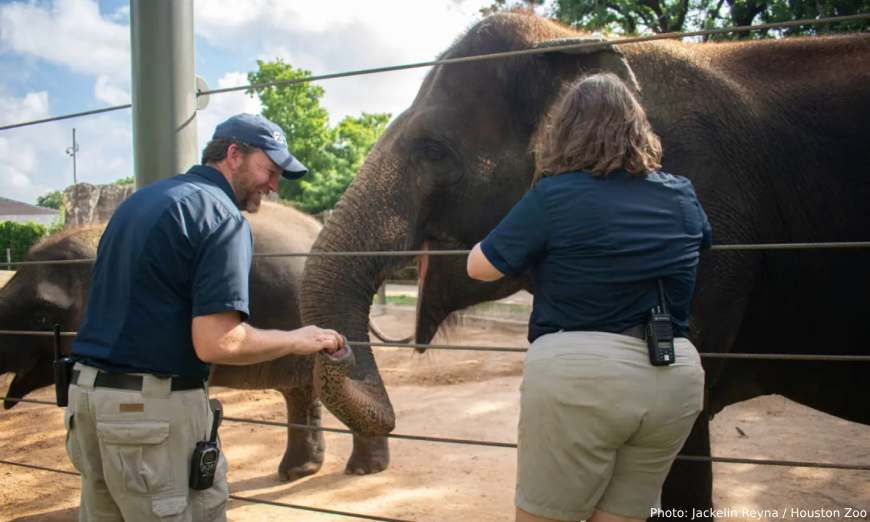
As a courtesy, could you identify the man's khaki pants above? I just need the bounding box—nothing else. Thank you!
[64,363,228,521]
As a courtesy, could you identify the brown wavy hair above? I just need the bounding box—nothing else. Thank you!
[533,73,662,183]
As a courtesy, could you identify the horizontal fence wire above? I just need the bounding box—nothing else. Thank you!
[216,416,868,471]
[3,398,867,471]
[0,397,55,406]
[358,341,870,362]
[227,494,413,522]
[0,459,80,477]
[0,330,867,362]
[1,13,867,133]
[200,14,870,97]
[0,330,76,337]
[0,104,131,132]
[0,460,412,522]
[6,241,870,268]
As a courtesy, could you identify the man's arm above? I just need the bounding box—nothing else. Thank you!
[192,311,345,365]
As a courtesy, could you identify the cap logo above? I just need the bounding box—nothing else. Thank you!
[272,131,287,146]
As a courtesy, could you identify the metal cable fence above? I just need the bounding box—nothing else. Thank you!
[0,331,867,362]
[2,397,867,472]
[1,11,868,519]
[0,459,412,522]
[5,241,870,268]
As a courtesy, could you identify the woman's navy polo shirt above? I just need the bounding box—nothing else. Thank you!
[480,170,711,343]
[72,165,253,379]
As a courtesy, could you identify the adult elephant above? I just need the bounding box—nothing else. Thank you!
[301,12,870,520]
[0,201,379,480]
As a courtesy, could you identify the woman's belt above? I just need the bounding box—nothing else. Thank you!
[620,324,646,340]
[564,325,646,340]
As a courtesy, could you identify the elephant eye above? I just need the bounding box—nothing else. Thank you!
[33,315,50,330]
[418,140,448,162]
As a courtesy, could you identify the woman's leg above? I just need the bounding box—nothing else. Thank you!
[516,506,565,522]
[516,506,645,522]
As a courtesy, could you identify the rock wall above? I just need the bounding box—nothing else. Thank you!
[62,183,133,227]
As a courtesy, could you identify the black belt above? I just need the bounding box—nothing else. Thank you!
[71,369,204,392]
[564,325,646,340]
[620,324,646,340]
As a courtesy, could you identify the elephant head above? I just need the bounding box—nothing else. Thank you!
[0,228,98,408]
[301,13,641,434]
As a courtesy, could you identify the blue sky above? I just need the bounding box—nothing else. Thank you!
[0,0,551,205]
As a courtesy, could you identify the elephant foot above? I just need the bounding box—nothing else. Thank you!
[277,389,326,482]
[278,456,324,482]
[345,433,389,475]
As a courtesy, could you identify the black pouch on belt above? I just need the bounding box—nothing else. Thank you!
[51,324,75,407]
[190,399,223,490]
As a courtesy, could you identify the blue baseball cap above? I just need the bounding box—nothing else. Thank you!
[212,113,308,180]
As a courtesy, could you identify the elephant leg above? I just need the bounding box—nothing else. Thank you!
[277,387,325,482]
[345,434,390,475]
[653,412,713,522]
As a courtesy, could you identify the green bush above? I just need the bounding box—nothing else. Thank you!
[0,221,47,265]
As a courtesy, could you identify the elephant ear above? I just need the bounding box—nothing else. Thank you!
[531,37,640,93]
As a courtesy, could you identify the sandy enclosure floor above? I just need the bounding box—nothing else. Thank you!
[1,313,868,521]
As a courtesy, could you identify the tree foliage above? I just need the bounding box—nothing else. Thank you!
[482,0,869,38]
[36,190,63,210]
[248,60,390,214]
[551,0,869,38]
[0,221,47,264]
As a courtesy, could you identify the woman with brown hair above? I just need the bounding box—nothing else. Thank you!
[467,73,711,522]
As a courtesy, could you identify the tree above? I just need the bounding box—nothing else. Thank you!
[550,0,868,39]
[480,0,545,16]
[114,176,134,185]
[0,221,46,263]
[36,190,63,210]
[248,60,390,214]
[295,112,391,213]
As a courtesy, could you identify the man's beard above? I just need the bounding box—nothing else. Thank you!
[232,160,264,213]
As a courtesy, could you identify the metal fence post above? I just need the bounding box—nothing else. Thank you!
[130,0,198,190]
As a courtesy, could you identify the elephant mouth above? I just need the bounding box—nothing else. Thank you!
[414,234,468,347]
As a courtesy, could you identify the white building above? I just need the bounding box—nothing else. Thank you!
[0,197,60,226]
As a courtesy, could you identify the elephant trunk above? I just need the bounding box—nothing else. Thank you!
[302,153,415,435]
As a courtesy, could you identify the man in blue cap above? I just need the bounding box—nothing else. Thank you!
[65,113,345,521]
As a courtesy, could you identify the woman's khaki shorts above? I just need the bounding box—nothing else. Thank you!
[516,331,704,521]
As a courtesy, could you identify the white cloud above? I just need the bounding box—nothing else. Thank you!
[194,0,494,121]
[0,91,49,126]
[94,75,130,105]
[108,4,130,23]
[0,0,129,82]
[0,0,557,202]
[0,88,131,204]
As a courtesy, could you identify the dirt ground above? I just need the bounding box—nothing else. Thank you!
[1,311,868,521]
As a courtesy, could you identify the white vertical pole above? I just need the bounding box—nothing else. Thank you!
[130,0,198,190]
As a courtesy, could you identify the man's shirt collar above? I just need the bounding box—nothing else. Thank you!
[187,165,239,207]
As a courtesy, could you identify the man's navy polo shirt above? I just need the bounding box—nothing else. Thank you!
[72,165,253,379]
[481,170,712,343]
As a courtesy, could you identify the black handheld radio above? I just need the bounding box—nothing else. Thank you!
[190,399,223,490]
[52,324,76,407]
[645,280,676,366]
